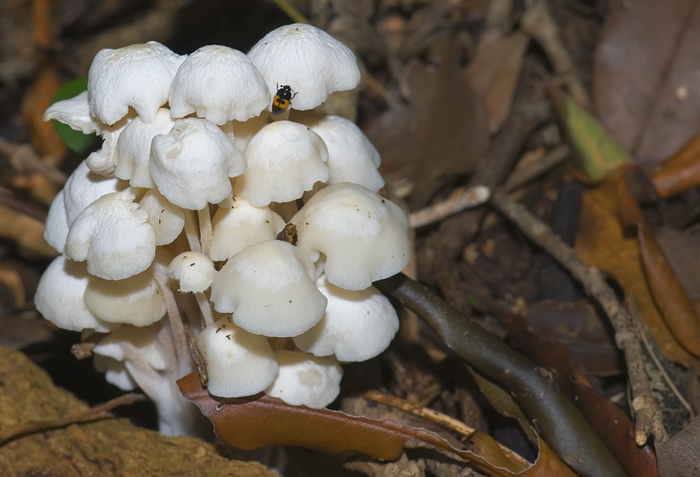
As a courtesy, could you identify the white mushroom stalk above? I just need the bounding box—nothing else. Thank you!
[36,23,409,438]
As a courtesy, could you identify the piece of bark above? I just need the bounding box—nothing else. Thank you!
[0,346,274,476]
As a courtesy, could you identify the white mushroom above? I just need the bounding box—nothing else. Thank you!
[297,114,384,192]
[197,317,279,398]
[63,160,125,224]
[294,276,399,362]
[264,350,342,408]
[93,324,168,370]
[85,113,135,177]
[43,190,69,253]
[209,196,286,261]
[114,108,175,187]
[43,91,103,135]
[93,355,137,391]
[64,188,156,280]
[233,120,329,207]
[88,42,185,125]
[139,189,185,246]
[166,251,216,293]
[248,23,360,112]
[34,255,117,333]
[210,240,327,337]
[169,45,269,124]
[150,118,246,210]
[290,182,410,291]
[83,250,170,327]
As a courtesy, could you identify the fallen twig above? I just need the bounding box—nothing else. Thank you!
[408,185,490,228]
[490,188,668,445]
[0,393,145,447]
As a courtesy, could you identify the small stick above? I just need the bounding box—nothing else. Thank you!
[198,205,212,257]
[408,186,490,229]
[504,144,570,192]
[0,393,145,447]
[490,188,668,444]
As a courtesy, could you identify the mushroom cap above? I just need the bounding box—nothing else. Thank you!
[209,196,286,261]
[150,118,246,210]
[294,276,399,362]
[166,251,216,293]
[83,250,170,326]
[65,189,157,280]
[64,160,125,224]
[43,90,104,135]
[139,189,185,246]
[210,240,327,337]
[297,114,384,192]
[88,42,185,125]
[197,317,279,398]
[264,350,342,408]
[169,45,269,124]
[93,324,168,370]
[290,182,410,291]
[114,108,175,188]
[34,255,117,333]
[85,113,134,177]
[234,120,329,207]
[248,23,360,112]
[44,190,69,253]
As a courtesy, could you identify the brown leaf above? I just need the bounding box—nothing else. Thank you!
[365,32,489,209]
[465,32,529,134]
[594,0,700,167]
[646,132,700,198]
[575,179,694,366]
[571,374,658,477]
[178,373,576,476]
[617,176,700,358]
[657,415,700,477]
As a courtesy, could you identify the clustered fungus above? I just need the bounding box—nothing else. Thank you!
[36,23,410,436]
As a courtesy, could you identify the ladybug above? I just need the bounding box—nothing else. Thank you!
[272,84,296,115]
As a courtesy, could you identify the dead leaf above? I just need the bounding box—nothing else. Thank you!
[366,32,489,209]
[178,373,577,477]
[617,176,700,358]
[646,132,700,198]
[465,32,528,134]
[571,374,658,477]
[657,415,700,477]
[574,179,694,366]
[594,0,700,167]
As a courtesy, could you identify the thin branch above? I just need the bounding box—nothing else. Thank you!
[490,188,668,444]
[408,186,490,229]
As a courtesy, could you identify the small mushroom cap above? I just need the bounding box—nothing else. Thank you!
[85,113,134,177]
[43,91,104,135]
[234,121,329,207]
[248,23,360,111]
[264,350,342,408]
[35,255,117,333]
[114,108,175,188]
[294,276,399,362]
[83,251,169,327]
[64,160,125,224]
[139,189,185,246]
[150,118,246,210]
[166,251,216,293]
[209,196,286,261]
[210,240,328,337]
[297,114,384,192]
[169,45,269,124]
[65,189,157,280]
[93,324,167,370]
[88,42,185,125]
[197,317,279,398]
[290,183,410,291]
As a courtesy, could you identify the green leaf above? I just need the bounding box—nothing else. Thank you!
[550,87,632,181]
[51,77,99,155]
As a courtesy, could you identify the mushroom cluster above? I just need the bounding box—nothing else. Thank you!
[36,24,410,436]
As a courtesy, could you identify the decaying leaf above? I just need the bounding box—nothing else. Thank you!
[178,373,577,476]
[365,32,489,209]
[575,179,694,366]
[465,32,529,134]
[657,415,700,477]
[594,0,700,167]
[616,176,700,358]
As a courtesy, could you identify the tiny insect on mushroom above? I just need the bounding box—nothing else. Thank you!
[272,84,297,115]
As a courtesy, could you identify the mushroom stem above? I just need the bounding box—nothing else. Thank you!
[198,205,212,256]
[183,210,202,253]
[156,320,179,382]
[119,340,166,400]
[152,263,192,377]
[195,291,215,328]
